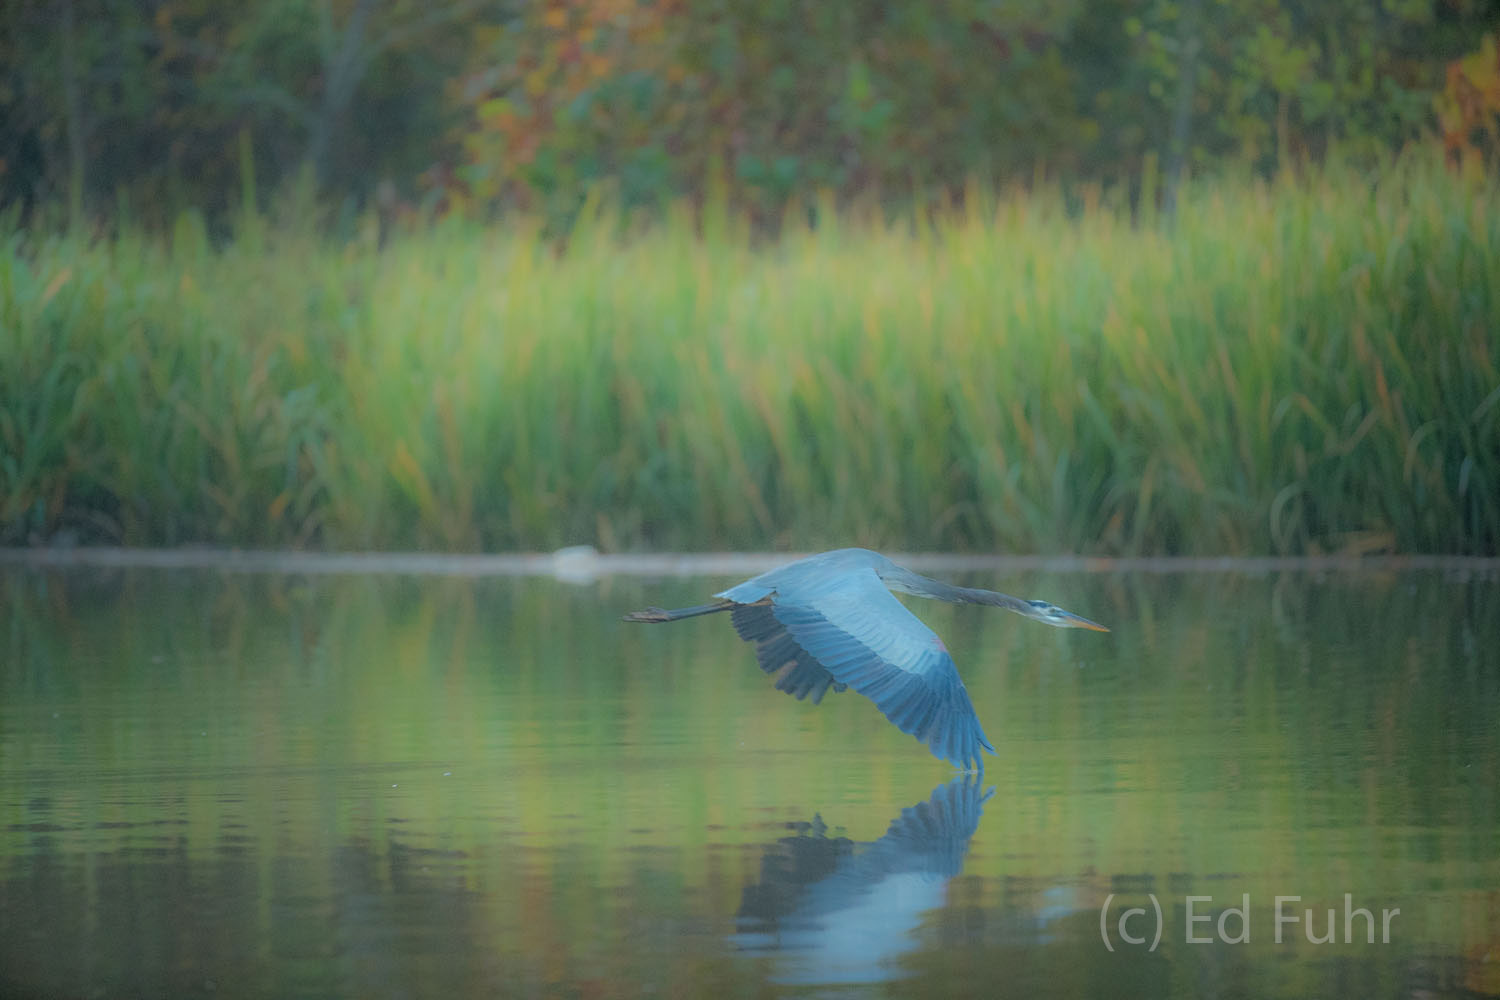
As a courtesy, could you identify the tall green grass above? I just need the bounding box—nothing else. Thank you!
[1,154,1496,553]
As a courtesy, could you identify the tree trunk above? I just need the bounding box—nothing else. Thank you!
[305,0,378,189]
[59,0,87,229]
[1162,0,1201,220]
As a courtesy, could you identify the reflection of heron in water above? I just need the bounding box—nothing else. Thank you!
[625,548,1108,771]
[731,777,995,987]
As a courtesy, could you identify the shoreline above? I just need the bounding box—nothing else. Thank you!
[3,546,1497,579]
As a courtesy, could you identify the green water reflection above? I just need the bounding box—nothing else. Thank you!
[1,566,1497,998]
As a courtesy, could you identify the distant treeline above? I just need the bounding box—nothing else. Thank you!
[2,155,1495,554]
[2,1,1499,228]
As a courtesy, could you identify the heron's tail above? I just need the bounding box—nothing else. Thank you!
[622,601,735,623]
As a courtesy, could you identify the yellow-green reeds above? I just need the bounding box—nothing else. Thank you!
[1,152,1495,553]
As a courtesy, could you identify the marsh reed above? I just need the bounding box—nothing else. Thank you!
[2,154,1495,554]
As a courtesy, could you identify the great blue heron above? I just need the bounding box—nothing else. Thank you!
[623,548,1108,770]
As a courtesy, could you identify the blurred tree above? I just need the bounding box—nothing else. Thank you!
[447,0,1498,223]
[151,0,517,210]
[448,0,1091,224]
[1,0,160,225]
[1436,31,1500,168]
[1,0,1496,227]
[1121,0,1499,178]
[0,0,513,226]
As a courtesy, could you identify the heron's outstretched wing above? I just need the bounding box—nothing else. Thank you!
[735,569,995,769]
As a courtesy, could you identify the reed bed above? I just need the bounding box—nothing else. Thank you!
[1,154,1496,554]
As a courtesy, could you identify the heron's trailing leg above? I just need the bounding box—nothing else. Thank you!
[622,601,735,623]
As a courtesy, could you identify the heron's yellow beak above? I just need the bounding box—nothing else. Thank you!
[1063,611,1111,632]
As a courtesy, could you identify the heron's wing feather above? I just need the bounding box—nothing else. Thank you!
[731,603,847,704]
[765,569,995,769]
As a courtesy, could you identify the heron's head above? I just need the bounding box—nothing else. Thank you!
[1025,600,1110,632]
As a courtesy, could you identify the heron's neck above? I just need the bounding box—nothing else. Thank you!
[949,585,1032,613]
[882,567,1031,614]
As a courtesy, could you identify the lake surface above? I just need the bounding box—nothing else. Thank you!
[2,561,1497,999]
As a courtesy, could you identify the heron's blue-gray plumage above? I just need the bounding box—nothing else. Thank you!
[730,604,847,704]
[628,548,1107,768]
[715,550,995,770]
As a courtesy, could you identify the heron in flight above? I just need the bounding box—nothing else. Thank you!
[623,548,1108,770]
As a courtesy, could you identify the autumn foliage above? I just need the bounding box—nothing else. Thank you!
[3,1,1498,227]
[1437,32,1500,168]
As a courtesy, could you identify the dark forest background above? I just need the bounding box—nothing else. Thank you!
[4,0,1499,230]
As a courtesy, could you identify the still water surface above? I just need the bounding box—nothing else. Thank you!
[1,564,1497,998]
